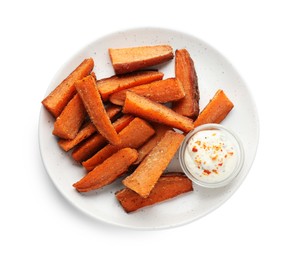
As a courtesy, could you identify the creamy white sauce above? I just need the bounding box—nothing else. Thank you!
[184,129,238,183]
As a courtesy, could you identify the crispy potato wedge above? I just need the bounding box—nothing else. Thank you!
[172,49,200,118]
[194,89,234,127]
[82,117,155,171]
[42,58,94,117]
[122,91,194,132]
[75,75,121,145]
[109,45,174,74]
[134,123,172,165]
[58,105,121,151]
[52,93,86,139]
[109,78,185,106]
[73,148,138,192]
[71,115,134,163]
[97,70,164,101]
[116,173,193,213]
[122,130,184,198]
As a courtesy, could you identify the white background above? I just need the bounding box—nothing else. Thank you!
[1,0,293,259]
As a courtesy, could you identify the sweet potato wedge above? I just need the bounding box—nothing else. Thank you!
[122,130,184,198]
[172,49,200,118]
[52,93,87,139]
[75,75,121,146]
[42,58,94,117]
[59,121,96,152]
[109,45,174,74]
[71,115,134,163]
[134,124,172,165]
[116,173,193,213]
[82,117,155,171]
[109,78,185,106]
[97,71,164,101]
[122,91,194,132]
[90,71,97,81]
[58,105,121,151]
[73,148,138,192]
[194,89,234,127]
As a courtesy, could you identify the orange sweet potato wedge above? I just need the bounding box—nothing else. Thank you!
[172,49,200,118]
[42,58,94,118]
[116,173,193,213]
[72,115,134,163]
[52,93,87,139]
[97,70,164,101]
[90,71,97,81]
[109,78,185,106]
[73,148,138,192]
[75,75,121,146]
[58,105,121,151]
[109,45,174,74]
[122,130,184,198]
[134,123,172,165]
[122,91,194,132]
[59,121,96,152]
[194,89,234,127]
[82,117,155,171]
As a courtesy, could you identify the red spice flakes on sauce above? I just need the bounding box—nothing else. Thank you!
[203,169,211,175]
[192,146,198,152]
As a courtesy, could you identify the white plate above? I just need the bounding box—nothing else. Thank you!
[39,27,259,230]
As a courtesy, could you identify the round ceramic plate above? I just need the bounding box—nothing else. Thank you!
[39,27,259,230]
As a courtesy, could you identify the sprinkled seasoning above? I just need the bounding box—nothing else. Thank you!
[184,129,238,183]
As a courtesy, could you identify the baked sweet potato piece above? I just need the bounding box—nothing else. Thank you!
[116,173,193,213]
[59,121,96,152]
[109,78,185,106]
[122,130,184,198]
[42,58,94,117]
[97,71,164,101]
[109,45,174,74]
[58,105,121,151]
[73,148,138,192]
[90,71,97,81]
[122,91,194,132]
[194,89,234,127]
[52,93,87,139]
[75,75,121,146]
[71,115,134,163]
[82,117,155,171]
[134,124,172,165]
[172,49,200,118]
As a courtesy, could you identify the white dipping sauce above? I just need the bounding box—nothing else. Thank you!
[184,129,238,183]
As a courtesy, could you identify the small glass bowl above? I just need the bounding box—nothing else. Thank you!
[179,123,245,188]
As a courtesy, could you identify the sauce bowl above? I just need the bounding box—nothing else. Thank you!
[179,123,245,188]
